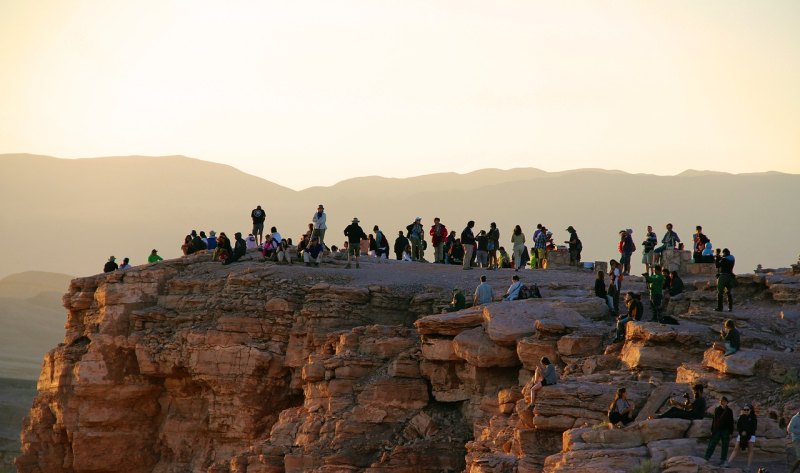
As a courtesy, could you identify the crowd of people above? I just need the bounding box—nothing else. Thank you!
[93,204,800,471]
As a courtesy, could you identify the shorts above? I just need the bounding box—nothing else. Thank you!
[536,249,546,260]
[541,379,552,387]
[642,250,654,264]
[252,223,264,235]
[348,246,360,256]
[736,434,755,450]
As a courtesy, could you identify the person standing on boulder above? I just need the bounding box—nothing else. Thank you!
[406,217,424,261]
[461,221,476,270]
[564,226,582,267]
[312,204,327,248]
[394,231,409,261]
[251,205,266,246]
[642,265,665,322]
[487,222,500,270]
[429,217,448,264]
[343,218,367,269]
[715,248,736,312]
[704,396,734,467]
[642,225,658,275]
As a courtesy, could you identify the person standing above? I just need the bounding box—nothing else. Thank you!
[727,404,757,471]
[788,410,800,473]
[487,222,500,270]
[642,225,658,275]
[461,221,476,270]
[251,205,266,245]
[475,230,489,268]
[344,218,368,269]
[511,225,526,272]
[533,226,547,269]
[103,256,118,273]
[704,396,734,467]
[473,275,493,305]
[394,231,409,261]
[715,248,736,312]
[642,265,665,322]
[406,217,424,261]
[148,249,163,263]
[608,259,623,315]
[621,229,635,275]
[429,218,448,264]
[373,225,388,262]
[564,226,582,267]
[312,204,327,248]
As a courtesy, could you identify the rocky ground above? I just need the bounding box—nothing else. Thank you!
[15,250,800,472]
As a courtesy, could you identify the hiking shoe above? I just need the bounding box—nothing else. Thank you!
[345,264,351,269]
[720,461,730,467]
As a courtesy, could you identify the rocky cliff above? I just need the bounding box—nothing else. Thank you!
[16,252,800,472]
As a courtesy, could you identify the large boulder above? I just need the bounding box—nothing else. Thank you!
[414,307,484,336]
[482,301,587,347]
[453,327,519,368]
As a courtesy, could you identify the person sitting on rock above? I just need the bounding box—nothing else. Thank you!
[526,357,557,407]
[103,256,118,273]
[261,234,278,260]
[657,383,706,420]
[444,288,467,312]
[608,260,623,315]
[595,271,607,301]
[701,241,714,263]
[630,293,644,321]
[662,269,685,312]
[642,265,665,322]
[181,235,193,255]
[497,246,510,268]
[719,319,741,356]
[303,236,324,267]
[148,249,162,263]
[503,275,524,301]
[246,233,258,250]
[213,232,231,262]
[693,225,710,263]
[206,230,218,251]
[275,240,293,265]
[119,257,132,270]
[473,275,493,306]
[191,232,207,253]
[223,232,247,265]
[704,396,735,467]
[727,403,757,471]
[608,387,635,427]
[613,292,637,343]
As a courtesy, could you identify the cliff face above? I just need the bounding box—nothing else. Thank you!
[16,252,800,473]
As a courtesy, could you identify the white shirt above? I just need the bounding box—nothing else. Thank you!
[312,212,327,230]
[271,232,282,243]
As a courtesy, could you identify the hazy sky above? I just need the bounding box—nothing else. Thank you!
[2,0,799,189]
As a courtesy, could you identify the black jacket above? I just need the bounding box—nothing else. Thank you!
[344,223,367,245]
[233,238,246,257]
[461,226,475,245]
[711,405,734,432]
[736,413,757,436]
[394,235,409,254]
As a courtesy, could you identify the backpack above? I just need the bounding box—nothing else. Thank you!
[518,285,531,300]
[575,239,583,252]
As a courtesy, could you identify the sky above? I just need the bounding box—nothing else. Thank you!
[1,0,799,190]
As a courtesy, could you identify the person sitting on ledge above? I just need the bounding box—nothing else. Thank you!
[656,383,706,420]
[473,275,493,306]
[525,356,557,407]
[608,387,636,428]
[303,236,324,267]
[719,319,740,356]
[444,288,467,312]
[503,275,523,301]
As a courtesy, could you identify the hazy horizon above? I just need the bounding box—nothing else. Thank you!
[2,1,799,188]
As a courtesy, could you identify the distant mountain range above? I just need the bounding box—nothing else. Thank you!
[2,153,798,279]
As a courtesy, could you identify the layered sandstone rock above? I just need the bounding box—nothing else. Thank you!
[16,257,800,473]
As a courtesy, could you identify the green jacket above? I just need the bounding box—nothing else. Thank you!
[644,274,664,296]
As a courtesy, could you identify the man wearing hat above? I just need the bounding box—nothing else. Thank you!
[705,395,734,466]
[406,217,425,261]
[312,204,327,247]
[103,256,118,273]
[344,218,368,269]
[564,226,582,267]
